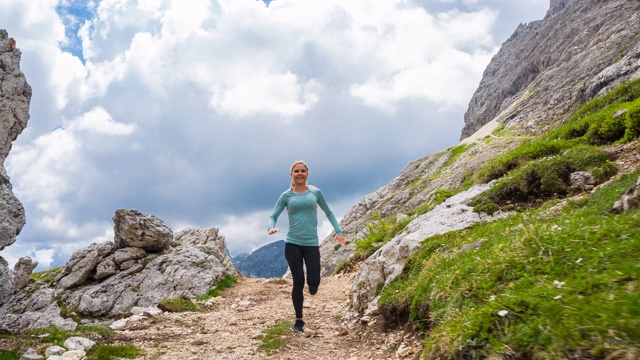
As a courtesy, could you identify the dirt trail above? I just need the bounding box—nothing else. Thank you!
[113,272,422,359]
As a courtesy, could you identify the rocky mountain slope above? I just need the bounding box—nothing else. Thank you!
[319,0,640,316]
[461,0,640,138]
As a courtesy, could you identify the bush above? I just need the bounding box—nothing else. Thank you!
[586,111,626,144]
[624,102,640,140]
[157,297,200,312]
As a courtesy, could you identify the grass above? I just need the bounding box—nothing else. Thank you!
[0,326,143,360]
[374,78,640,358]
[196,274,238,301]
[378,168,640,359]
[157,297,200,312]
[254,319,291,355]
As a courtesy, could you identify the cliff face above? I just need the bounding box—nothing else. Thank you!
[0,30,31,304]
[461,0,640,139]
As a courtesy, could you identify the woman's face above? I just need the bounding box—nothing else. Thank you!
[290,163,308,186]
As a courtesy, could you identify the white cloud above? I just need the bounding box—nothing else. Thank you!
[69,106,136,135]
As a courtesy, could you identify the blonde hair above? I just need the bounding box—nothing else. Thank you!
[290,160,309,189]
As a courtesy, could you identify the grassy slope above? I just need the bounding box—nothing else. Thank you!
[377,80,640,359]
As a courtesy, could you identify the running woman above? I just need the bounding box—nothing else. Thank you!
[267,160,345,333]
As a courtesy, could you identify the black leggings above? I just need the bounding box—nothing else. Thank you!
[284,243,321,319]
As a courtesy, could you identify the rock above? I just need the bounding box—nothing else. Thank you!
[55,242,115,289]
[19,348,43,360]
[350,182,508,314]
[0,30,30,253]
[0,257,15,305]
[114,247,147,265]
[94,256,117,280]
[63,336,96,351]
[60,350,85,360]
[113,209,173,252]
[613,176,640,213]
[570,171,596,191]
[13,257,37,291]
[0,287,77,333]
[45,345,66,356]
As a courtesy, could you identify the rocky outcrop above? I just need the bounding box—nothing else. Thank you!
[461,0,640,139]
[350,182,511,315]
[320,136,521,276]
[0,209,238,333]
[0,29,31,305]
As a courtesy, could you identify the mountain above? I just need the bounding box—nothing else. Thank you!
[320,0,640,276]
[232,240,287,278]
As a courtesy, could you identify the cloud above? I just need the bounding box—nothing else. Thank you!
[0,0,548,269]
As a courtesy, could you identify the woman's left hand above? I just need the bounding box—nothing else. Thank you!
[335,234,345,247]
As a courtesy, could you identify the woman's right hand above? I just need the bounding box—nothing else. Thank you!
[268,228,280,235]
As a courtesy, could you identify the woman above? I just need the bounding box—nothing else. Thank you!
[268,160,345,333]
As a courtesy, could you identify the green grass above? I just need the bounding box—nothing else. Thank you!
[196,274,238,301]
[0,326,144,360]
[378,169,640,359]
[157,297,200,312]
[86,344,144,360]
[254,319,291,355]
[30,266,63,283]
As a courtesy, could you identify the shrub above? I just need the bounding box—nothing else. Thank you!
[157,297,200,312]
[624,102,640,140]
[586,111,626,144]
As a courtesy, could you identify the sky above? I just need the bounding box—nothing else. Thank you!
[0,0,548,271]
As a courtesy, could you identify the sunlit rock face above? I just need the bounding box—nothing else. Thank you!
[0,30,31,305]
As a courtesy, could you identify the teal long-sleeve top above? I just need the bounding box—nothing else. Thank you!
[268,186,343,247]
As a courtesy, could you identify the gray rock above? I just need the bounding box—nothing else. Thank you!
[13,257,37,291]
[113,209,173,252]
[19,348,42,360]
[350,182,510,314]
[570,171,595,191]
[60,350,85,360]
[0,257,14,305]
[613,176,640,213]
[114,247,147,265]
[55,242,115,289]
[0,31,30,253]
[45,346,66,356]
[63,336,96,351]
[94,256,117,280]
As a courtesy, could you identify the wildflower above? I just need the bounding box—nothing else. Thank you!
[498,310,508,317]
[499,243,504,248]
[489,296,496,301]
[455,270,460,275]
[576,258,582,264]
[553,295,562,300]
[553,280,565,289]
[453,248,458,253]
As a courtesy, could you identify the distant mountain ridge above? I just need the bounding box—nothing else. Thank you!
[232,240,287,278]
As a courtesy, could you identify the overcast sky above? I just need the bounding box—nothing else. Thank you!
[0,0,548,270]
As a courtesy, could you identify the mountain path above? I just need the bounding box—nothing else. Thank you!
[112,272,422,359]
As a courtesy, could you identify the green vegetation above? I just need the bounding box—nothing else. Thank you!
[375,79,640,358]
[0,326,143,360]
[379,170,640,358]
[254,319,291,355]
[87,344,144,360]
[157,297,200,312]
[196,274,237,301]
[30,266,63,283]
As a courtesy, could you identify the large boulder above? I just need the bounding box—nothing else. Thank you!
[113,209,173,251]
[350,182,510,315]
